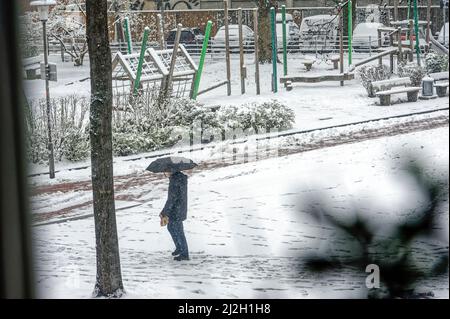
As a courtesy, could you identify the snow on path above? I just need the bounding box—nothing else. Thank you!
[33,127,449,298]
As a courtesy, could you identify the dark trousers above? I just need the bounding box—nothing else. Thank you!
[167,220,189,257]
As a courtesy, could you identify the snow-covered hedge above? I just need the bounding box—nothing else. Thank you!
[357,65,391,97]
[397,62,427,86]
[25,95,90,164]
[26,96,295,163]
[425,52,449,74]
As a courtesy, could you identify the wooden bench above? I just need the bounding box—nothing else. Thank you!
[329,55,340,70]
[369,77,410,97]
[302,60,314,71]
[372,77,420,106]
[429,72,449,98]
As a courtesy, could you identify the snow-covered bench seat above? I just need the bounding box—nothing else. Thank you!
[429,72,449,97]
[369,77,411,97]
[372,77,420,106]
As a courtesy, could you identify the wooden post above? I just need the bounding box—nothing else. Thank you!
[409,19,414,62]
[339,2,344,86]
[397,27,403,64]
[163,24,182,100]
[224,1,231,96]
[156,14,165,49]
[426,0,431,45]
[389,32,394,73]
[253,8,260,95]
[238,8,245,94]
[378,29,383,66]
[394,0,399,22]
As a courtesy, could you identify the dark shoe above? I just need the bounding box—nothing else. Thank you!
[174,255,190,261]
[172,249,181,256]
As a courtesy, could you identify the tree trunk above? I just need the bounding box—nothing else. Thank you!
[256,0,278,63]
[86,0,124,298]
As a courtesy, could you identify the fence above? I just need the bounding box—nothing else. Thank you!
[110,5,446,43]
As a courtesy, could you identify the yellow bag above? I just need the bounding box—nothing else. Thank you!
[160,215,169,227]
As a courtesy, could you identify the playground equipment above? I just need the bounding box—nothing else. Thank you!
[270,7,278,93]
[111,44,197,106]
[278,1,354,89]
[192,20,213,99]
[280,73,354,85]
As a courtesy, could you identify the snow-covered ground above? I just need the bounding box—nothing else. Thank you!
[33,127,449,298]
[26,49,449,299]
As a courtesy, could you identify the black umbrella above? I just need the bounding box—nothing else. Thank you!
[146,156,198,173]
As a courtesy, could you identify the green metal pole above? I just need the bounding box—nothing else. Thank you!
[413,0,421,65]
[270,7,278,93]
[133,27,149,94]
[192,20,212,100]
[282,5,288,76]
[348,0,353,66]
[124,17,132,54]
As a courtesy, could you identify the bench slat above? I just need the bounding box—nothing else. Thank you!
[371,77,411,90]
[429,72,449,82]
[376,87,421,96]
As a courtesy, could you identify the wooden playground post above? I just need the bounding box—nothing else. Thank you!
[270,7,278,93]
[389,32,394,73]
[339,2,344,87]
[164,24,182,99]
[394,0,399,22]
[156,14,165,50]
[378,29,383,66]
[397,27,403,64]
[224,0,231,96]
[426,0,431,45]
[413,0,421,66]
[253,8,260,95]
[238,8,245,94]
[282,5,288,76]
[408,19,414,62]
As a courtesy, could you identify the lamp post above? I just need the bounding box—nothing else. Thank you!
[31,0,56,179]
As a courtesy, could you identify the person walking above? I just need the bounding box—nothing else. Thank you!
[160,171,189,261]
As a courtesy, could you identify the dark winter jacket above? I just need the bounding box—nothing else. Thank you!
[162,172,188,221]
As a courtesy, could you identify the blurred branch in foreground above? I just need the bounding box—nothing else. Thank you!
[302,158,449,299]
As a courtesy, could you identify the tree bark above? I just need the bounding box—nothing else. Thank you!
[256,0,278,63]
[86,0,124,298]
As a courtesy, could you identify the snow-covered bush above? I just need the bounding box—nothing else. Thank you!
[167,98,205,128]
[25,95,90,164]
[257,100,295,132]
[357,65,391,97]
[397,62,427,86]
[112,115,175,156]
[216,100,295,135]
[19,13,41,58]
[61,127,90,161]
[25,95,295,162]
[425,52,449,73]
